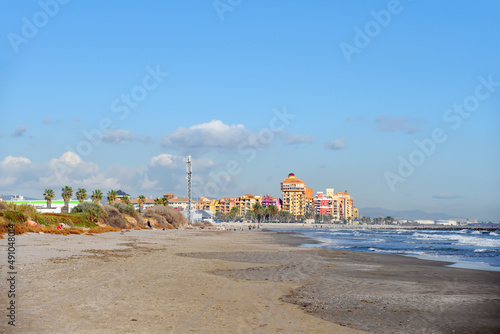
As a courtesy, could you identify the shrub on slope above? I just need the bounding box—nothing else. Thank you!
[143,206,187,228]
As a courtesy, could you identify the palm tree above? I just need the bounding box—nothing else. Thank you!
[154,197,162,206]
[91,190,103,204]
[121,195,130,205]
[76,188,87,203]
[43,189,55,209]
[138,195,146,212]
[229,206,239,221]
[252,203,264,223]
[161,197,169,206]
[277,210,292,223]
[107,190,117,204]
[61,186,73,212]
[267,205,278,222]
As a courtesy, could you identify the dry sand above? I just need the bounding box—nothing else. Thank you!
[1,229,499,333]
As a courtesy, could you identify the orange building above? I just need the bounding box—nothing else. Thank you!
[331,190,357,220]
[280,173,309,216]
[219,197,237,214]
[195,197,211,211]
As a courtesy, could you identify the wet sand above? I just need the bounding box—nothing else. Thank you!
[1,229,499,333]
[270,232,500,333]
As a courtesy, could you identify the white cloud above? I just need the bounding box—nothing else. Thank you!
[0,151,231,200]
[0,156,32,166]
[161,120,252,152]
[48,152,100,177]
[149,154,184,168]
[325,137,347,150]
[161,120,313,154]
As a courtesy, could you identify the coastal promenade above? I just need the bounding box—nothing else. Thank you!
[2,229,499,333]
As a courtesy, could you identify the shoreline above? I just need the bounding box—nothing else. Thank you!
[2,229,499,333]
[262,230,500,333]
[217,222,499,231]
[268,228,500,273]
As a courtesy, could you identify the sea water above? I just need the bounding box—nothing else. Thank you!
[276,228,500,272]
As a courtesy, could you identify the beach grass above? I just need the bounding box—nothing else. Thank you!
[0,201,188,236]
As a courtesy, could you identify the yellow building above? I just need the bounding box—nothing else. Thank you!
[208,199,220,213]
[236,194,262,216]
[281,173,308,216]
[353,207,359,220]
[331,190,357,220]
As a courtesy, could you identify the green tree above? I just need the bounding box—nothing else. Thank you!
[107,190,117,204]
[266,205,278,222]
[244,210,253,221]
[121,195,130,205]
[138,195,146,212]
[215,211,227,222]
[229,206,239,221]
[154,197,163,206]
[76,188,87,203]
[161,197,169,206]
[91,190,103,204]
[61,186,73,212]
[252,203,264,223]
[43,189,55,209]
[71,202,103,222]
[277,210,292,223]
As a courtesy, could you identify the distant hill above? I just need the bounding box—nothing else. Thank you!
[359,207,454,221]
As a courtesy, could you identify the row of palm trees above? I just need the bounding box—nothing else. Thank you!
[215,203,281,223]
[42,187,151,212]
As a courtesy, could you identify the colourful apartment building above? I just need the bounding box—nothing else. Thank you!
[236,194,262,215]
[260,194,282,210]
[313,191,333,215]
[195,197,211,211]
[219,197,237,214]
[281,173,312,216]
[313,188,358,220]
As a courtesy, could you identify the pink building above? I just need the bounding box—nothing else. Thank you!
[313,192,333,215]
[260,194,282,210]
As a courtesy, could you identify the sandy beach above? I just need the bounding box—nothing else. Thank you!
[1,228,499,333]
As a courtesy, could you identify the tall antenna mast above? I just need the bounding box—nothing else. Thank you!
[186,155,192,224]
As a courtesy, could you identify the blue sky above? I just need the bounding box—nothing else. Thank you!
[1,0,499,220]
